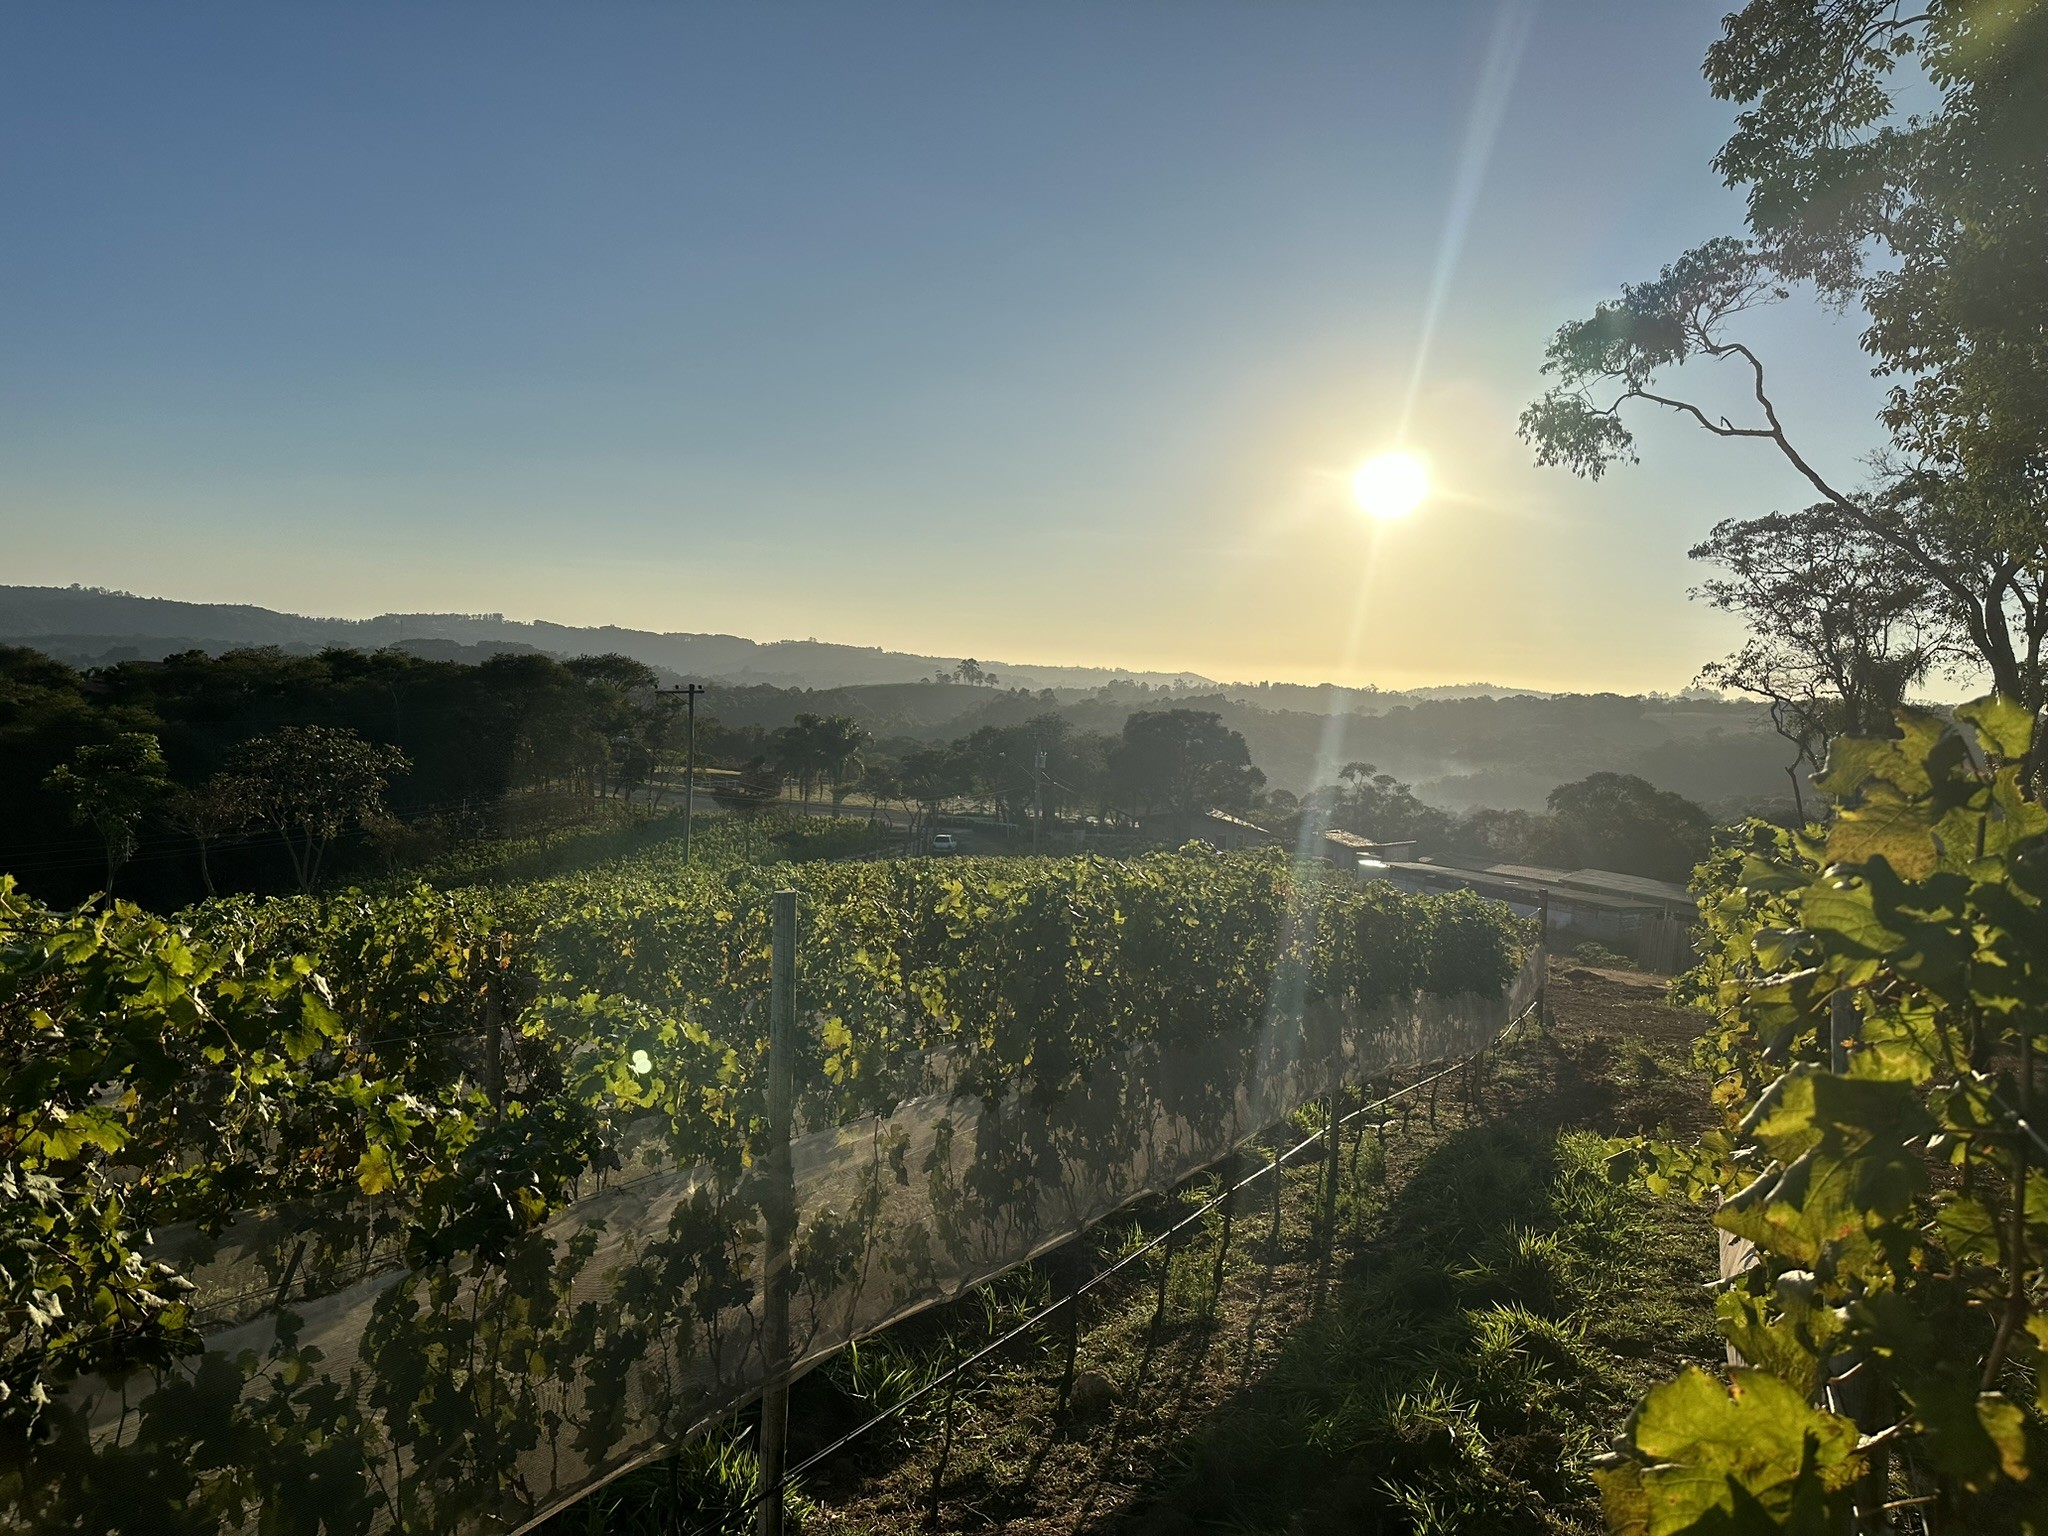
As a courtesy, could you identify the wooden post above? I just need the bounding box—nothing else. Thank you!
[927,1335,965,1523]
[758,890,798,1536]
[1056,1275,1083,1417]
[481,977,504,1111]
[1210,1156,1235,1307]
[1321,1093,1343,1251]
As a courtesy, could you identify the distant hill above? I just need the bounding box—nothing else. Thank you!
[0,585,1795,818]
[0,585,1214,692]
[0,585,1555,702]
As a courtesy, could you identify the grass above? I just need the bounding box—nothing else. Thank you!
[544,963,1720,1536]
[1151,1123,1702,1534]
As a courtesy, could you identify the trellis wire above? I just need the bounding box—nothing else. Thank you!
[692,988,1548,1535]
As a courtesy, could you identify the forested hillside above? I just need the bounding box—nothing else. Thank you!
[0,585,1209,692]
[703,679,1792,812]
[2,640,1788,908]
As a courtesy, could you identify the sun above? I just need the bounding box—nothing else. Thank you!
[1351,451,1430,519]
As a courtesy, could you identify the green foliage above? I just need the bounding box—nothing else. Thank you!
[1323,760,1457,846]
[230,724,411,893]
[1523,0,2048,780]
[42,732,173,891]
[1111,708,1265,818]
[0,874,321,1434]
[767,712,867,806]
[1547,772,1713,884]
[1605,696,2048,1531]
[0,643,774,909]
[0,846,1518,1532]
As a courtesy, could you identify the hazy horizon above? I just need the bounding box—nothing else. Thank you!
[3,579,1642,697]
[4,2,1891,693]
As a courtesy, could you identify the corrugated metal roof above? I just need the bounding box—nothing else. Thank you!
[1404,859,1693,910]
[1558,868,1693,905]
[1472,862,1575,884]
[1377,862,1656,912]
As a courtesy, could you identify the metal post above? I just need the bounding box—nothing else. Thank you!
[758,890,798,1536]
[1829,989,1853,1074]
[1537,891,1550,1029]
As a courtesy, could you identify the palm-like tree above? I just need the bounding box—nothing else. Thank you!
[771,714,868,810]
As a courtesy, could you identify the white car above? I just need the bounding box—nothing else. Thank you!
[931,833,960,854]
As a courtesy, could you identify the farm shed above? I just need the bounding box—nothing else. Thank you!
[1358,857,1697,972]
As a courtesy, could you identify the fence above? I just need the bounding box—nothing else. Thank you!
[34,901,1541,1536]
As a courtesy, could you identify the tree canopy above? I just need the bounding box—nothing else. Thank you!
[1521,0,2048,774]
[1110,709,1264,819]
[42,733,172,893]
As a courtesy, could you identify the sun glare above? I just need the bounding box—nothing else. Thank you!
[1351,451,1430,519]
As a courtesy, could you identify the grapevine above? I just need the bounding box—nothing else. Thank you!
[0,841,1519,1532]
[1603,697,2048,1533]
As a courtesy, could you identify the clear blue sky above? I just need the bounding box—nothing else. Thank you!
[0,2,1889,690]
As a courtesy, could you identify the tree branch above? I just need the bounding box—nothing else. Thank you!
[1630,389,1777,440]
[1672,339,2001,657]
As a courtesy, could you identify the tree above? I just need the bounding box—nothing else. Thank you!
[1110,710,1264,819]
[1324,762,1454,845]
[162,773,252,897]
[562,653,659,694]
[42,733,171,893]
[639,689,685,810]
[811,714,867,794]
[1690,506,1944,819]
[942,716,1101,831]
[1520,3,2048,771]
[856,762,900,825]
[1544,772,1711,884]
[768,719,821,806]
[768,713,864,808]
[231,725,411,893]
[1446,805,1548,865]
[564,654,658,799]
[899,745,969,845]
[1602,699,2048,1529]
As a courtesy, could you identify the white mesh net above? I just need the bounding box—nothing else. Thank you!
[55,950,1540,1535]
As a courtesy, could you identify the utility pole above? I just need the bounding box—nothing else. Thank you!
[1033,747,1047,856]
[657,683,708,861]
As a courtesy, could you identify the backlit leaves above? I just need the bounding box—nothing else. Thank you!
[1607,697,2048,1531]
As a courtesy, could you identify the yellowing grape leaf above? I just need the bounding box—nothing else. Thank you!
[1957,694,2036,763]
[1611,1366,1855,1533]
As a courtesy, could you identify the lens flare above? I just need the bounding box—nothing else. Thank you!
[1351,451,1430,519]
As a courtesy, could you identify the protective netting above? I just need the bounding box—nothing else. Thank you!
[55,948,1539,1536]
